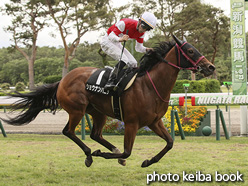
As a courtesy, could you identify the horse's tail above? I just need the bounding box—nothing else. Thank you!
[1,82,60,125]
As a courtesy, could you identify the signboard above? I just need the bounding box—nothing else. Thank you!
[230,0,247,95]
[191,95,248,106]
[169,97,184,106]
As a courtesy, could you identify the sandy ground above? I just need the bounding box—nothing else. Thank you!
[0,110,68,134]
[0,108,247,136]
[208,108,243,136]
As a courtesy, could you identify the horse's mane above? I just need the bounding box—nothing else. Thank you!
[137,40,176,76]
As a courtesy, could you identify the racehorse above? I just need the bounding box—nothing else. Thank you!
[2,35,215,167]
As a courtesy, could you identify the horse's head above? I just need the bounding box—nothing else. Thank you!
[172,34,215,77]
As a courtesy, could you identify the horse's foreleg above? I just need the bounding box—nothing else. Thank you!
[62,113,93,167]
[92,124,138,162]
[142,119,173,168]
[89,110,126,166]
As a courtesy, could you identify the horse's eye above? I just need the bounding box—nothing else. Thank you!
[188,50,194,54]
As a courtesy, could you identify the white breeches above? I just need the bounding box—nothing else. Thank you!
[100,34,137,68]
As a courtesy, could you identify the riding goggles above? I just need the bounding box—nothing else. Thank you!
[140,22,152,31]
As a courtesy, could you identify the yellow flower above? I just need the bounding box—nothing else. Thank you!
[164,105,207,134]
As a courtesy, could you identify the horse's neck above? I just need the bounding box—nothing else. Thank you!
[149,47,179,101]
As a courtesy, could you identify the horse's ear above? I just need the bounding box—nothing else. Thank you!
[172,34,183,46]
[183,36,187,42]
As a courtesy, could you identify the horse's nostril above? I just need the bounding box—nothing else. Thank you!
[209,65,215,71]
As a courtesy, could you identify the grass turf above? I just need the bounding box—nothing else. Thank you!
[0,134,247,185]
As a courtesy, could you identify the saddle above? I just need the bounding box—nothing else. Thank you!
[86,67,138,121]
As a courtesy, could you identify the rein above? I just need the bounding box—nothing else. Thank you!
[146,71,169,103]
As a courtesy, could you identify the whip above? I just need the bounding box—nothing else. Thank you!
[116,29,129,77]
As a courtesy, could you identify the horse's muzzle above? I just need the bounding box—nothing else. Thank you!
[199,64,215,77]
[208,65,215,72]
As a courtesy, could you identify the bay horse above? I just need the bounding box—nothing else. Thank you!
[2,35,215,167]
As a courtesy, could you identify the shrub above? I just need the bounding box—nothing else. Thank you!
[200,79,221,93]
[171,79,221,93]
[43,75,62,84]
[171,80,190,93]
[15,82,26,91]
[189,81,205,93]
[1,83,10,90]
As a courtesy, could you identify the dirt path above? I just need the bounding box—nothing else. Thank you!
[0,110,68,134]
[0,108,246,136]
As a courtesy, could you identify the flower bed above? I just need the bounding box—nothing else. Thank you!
[75,106,208,136]
[164,106,208,135]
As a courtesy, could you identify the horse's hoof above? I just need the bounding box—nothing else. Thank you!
[92,149,101,156]
[85,156,93,167]
[118,159,126,166]
[141,160,150,168]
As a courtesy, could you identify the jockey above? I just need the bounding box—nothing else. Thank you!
[100,12,157,90]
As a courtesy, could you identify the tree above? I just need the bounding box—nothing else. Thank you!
[173,1,230,79]
[76,42,104,67]
[45,0,113,77]
[0,59,28,85]
[2,0,48,90]
[34,57,63,83]
[130,0,229,80]
[130,0,196,39]
[215,57,231,84]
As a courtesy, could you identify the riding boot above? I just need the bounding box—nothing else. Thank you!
[104,60,126,90]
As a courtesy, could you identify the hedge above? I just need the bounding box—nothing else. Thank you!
[43,75,62,84]
[200,79,221,93]
[171,79,220,93]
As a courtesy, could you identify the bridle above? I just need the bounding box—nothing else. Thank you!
[164,42,205,72]
[146,41,205,103]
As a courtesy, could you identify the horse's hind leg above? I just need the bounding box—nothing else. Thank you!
[142,119,173,168]
[92,123,138,162]
[89,109,126,166]
[62,113,93,167]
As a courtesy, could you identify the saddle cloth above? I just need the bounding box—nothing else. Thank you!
[86,67,138,96]
[85,67,138,121]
